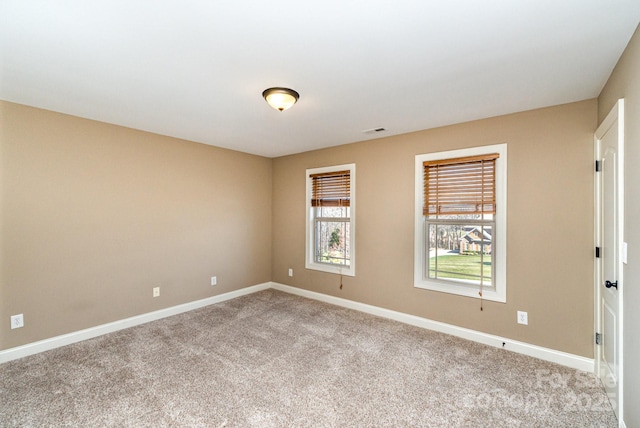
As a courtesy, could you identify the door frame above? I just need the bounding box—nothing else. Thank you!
[594,98,624,423]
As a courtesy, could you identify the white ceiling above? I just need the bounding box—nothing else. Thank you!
[1,1,639,158]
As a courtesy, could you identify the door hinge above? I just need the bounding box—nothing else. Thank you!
[596,247,600,258]
[596,160,601,172]
[595,332,601,345]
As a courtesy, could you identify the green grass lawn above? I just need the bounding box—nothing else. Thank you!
[429,254,492,285]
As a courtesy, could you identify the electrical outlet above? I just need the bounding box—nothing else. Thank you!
[153,287,160,297]
[517,311,528,325]
[211,276,217,286]
[11,314,24,329]
[288,268,293,277]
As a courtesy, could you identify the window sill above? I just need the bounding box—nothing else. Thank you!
[414,279,506,303]
[306,261,355,277]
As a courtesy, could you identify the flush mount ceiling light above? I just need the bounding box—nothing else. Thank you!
[262,87,299,112]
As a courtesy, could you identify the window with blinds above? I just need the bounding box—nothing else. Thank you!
[311,170,351,207]
[306,164,356,276]
[414,145,507,303]
[423,154,498,218]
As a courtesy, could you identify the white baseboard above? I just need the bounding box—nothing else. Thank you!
[1,281,595,373]
[270,282,595,373]
[0,283,271,364]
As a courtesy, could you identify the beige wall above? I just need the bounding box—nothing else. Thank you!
[598,24,640,428]
[272,99,597,357]
[0,98,601,360]
[0,101,272,350]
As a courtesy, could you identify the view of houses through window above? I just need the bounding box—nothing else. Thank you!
[427,216,493,287]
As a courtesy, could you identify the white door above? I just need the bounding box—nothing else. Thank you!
[595,99,624,421]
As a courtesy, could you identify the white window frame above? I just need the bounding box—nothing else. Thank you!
[306,163,356,276]
[414,144,507,302]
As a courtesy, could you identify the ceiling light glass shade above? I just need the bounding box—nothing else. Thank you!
[262,87,299,111]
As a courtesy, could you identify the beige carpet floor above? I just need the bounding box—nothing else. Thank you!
[0,289,617,427]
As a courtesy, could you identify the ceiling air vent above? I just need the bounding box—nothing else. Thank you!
[362,127,386,134]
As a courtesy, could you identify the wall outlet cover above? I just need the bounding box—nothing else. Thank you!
[11,314,24,329]
[517,311,528,325]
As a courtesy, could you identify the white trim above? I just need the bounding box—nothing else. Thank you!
[0,283,271,364]
[594,123,602,379]
[305,163,356,276]
[271,282,593,372]
[616,100,625,428]
[414,144,507,303]
[1,281,594,373]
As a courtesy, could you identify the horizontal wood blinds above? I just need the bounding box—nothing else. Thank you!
[311,170,350,207]
[424,153,499,216]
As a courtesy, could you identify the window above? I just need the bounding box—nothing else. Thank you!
[306,164,355,276]
[414,145,506,302]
